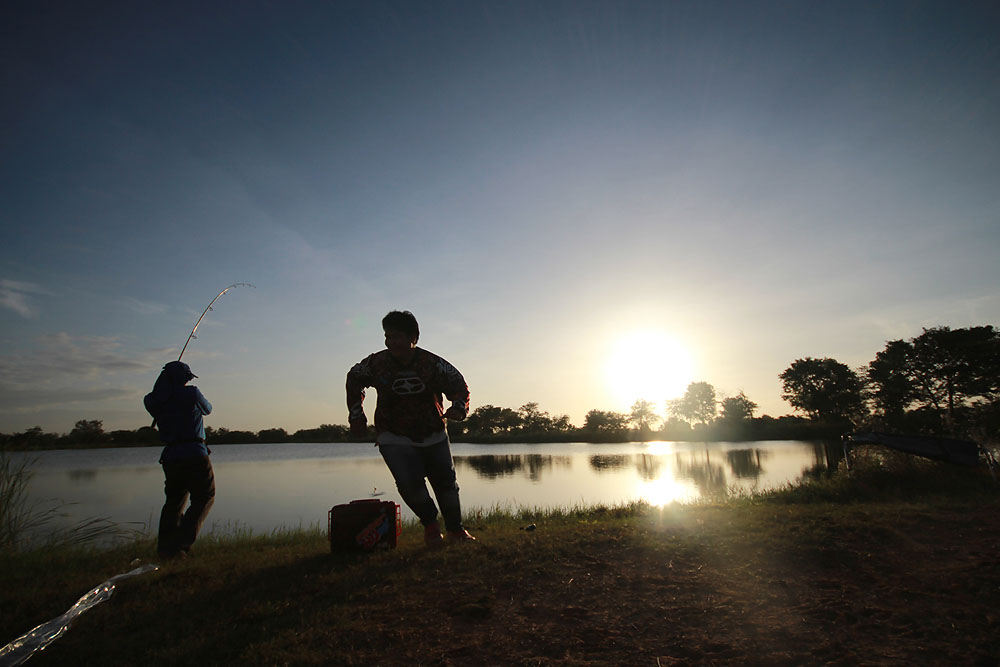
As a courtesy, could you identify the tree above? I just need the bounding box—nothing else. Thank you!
[583,409,629,433]
[720,391,757,421]
[290,424,349,442]
[629,399,660,432]
[517,402,553,433]
[550,414,573,432]
[779,357,865,423]
[906,326,1000,421]
[668,382,717,425]
[661,416,692,438]
[464,405,521,436]
[257,428,288,443]
[867,339,917,421]
[69,419,106,445]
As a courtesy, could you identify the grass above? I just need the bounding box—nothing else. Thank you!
[2,451,998,665]
[0,448,142,553]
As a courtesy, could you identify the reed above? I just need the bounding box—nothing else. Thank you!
[0,447,143,552]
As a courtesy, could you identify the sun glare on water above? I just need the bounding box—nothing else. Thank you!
[640,476,698,507]
[605,329,695,410]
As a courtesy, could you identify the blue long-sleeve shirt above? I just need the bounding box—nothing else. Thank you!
[144,384,212,462]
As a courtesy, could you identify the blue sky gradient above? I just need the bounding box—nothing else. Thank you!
[2,1,998,433]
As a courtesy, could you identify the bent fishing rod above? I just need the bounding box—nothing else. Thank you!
[149,283,254,429]
[177,282,255,361]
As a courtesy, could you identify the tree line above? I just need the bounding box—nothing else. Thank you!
[2,325,996,450]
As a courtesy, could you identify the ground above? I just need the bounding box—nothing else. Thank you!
[5,499,999,666]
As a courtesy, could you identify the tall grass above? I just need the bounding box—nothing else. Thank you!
[0,448,41,550]
[0,447,142,552]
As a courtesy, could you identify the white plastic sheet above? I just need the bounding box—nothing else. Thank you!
[0,562,159,666]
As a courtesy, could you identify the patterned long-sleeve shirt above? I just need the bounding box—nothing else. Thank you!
[346,347,470,443]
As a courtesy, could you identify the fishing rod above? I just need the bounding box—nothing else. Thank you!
[178,283,255,361]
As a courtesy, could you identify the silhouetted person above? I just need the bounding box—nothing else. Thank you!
[144,360,214,559]
[346,310,475,546]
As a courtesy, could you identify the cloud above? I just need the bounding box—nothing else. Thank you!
[0,279,51,319]
[121,296,170,315]
[0,386,136,409]
[0,333,182,430]
[0,334,173,420]
[0,333,154,384]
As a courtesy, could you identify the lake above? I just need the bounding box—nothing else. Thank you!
[13,440,836,541]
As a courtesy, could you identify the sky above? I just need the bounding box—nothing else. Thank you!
[2,1,999,434]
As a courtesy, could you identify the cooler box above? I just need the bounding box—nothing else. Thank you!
[328,499,401,552]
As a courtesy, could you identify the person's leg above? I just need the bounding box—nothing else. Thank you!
[176,456,215,552]
[420,438,465,533]
[158,462,189,555]
[378,444,439,525]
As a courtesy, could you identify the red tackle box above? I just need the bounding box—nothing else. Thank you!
[328,499,401,552]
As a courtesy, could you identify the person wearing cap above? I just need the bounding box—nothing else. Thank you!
[346,310,476,546]
[143,360,214,559]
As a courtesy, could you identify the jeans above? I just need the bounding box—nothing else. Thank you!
[378,438,464,532]
[159,455,215,555]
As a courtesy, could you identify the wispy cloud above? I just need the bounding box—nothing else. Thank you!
[0,279,51,319]
[121,296,170,315]
[0,333,151,384]
[0,386,136,409]
[0,334,173,418]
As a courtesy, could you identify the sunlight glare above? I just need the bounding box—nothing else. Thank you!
[639,476,695,507]
[605,329,694,410]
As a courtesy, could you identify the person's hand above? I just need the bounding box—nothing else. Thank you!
[350,421,368,437]
[443,406,465,421]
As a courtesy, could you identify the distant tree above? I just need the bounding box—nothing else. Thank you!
[517,402,553,433]
[583,409,629,433]
[668,382,717,426]
[464,405,520,436]
[629,399,660,432]
[206,427,257,444]
[550,414,573,432]
[291,424,349,442]
[6,426,60,450]
[720,391,757,421]
[107,428,159,445]
[779,357,866,423]
[257,427,288,443]
[661,416,693,439]
[68,419,107,445]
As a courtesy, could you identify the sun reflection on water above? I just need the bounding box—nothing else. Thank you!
[639,475,698,507]
[643,441,677,456]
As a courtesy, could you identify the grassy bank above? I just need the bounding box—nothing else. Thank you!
[3,453,999,666]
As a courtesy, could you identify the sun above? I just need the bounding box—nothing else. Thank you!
[604,329,694,410]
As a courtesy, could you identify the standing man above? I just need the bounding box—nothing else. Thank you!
[347,310,475,546]
[144,360,215,559]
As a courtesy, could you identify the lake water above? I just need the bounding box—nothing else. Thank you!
[13,440,835,540]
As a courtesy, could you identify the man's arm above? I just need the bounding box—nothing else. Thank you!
[436,357,469,420]
[346,357,373,435]
[193,387,212,415]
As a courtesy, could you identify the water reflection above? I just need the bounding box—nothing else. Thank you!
[726,449,766,480]
[675,452,728,496]
[456,454,573,481]
[456,447,785,492]
[635,454,662,481]
[589,454,629,470]
[17,441,832,538]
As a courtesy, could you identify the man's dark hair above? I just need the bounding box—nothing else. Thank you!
[382,310,419,342]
